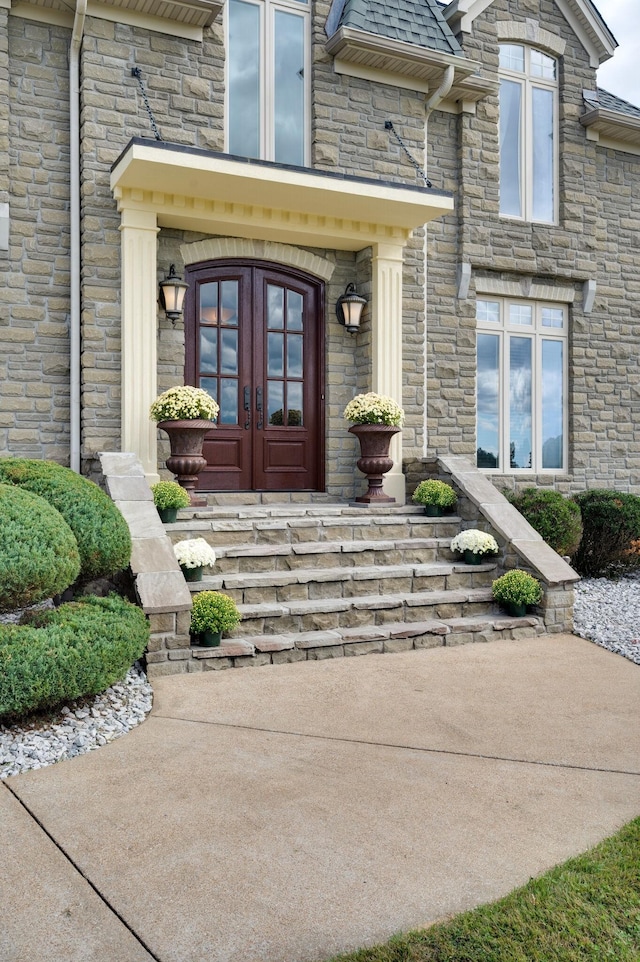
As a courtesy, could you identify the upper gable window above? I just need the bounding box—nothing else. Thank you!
[499,44,557,224]
[227,0,310,167]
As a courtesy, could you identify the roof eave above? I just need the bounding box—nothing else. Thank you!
[325,26,494,100]
[580,107,640,147]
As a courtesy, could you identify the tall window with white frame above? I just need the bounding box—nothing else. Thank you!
[227,0,310,167]
[499,44,557,223]
[476,298,567,473]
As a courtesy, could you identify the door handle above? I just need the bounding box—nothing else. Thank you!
[243,385,251,430]
[256,386,263,430]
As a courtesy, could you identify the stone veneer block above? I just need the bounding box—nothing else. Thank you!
[293,631,343,649]
[98,453,144,477]
[130,537,180,575]
[105,476,153,503]
[511,540,580,584]
[479,501,542,543]
[246,636,295,652]
[192,640,255,658]
[117,501,165,540]
[136,571,192,613]
[387,620,449,637]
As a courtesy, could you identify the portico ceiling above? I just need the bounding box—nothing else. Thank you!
[111,139,454,252]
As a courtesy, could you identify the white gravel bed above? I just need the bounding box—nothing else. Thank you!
[573,574,640,666]
[0,663,153,779]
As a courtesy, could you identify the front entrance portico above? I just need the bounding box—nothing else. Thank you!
[111,139,454,502]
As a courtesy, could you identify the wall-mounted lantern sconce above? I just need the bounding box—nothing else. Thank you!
[159,264,189,324]
[336,283,367,335]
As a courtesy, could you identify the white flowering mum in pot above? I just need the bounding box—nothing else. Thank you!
[173,538,217,583]
[450,529,499,565]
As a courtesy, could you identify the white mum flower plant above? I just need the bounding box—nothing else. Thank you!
[150,385,219,423]
[173,538,217,569]
[450,529,499,556]
[343,392,404,426]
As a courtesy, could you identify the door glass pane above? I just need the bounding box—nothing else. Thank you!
[274,10,305,166]
[220,281,238,326]
[477,334,500,469]
[509,337,532,469]
[200,377,217,404]
[268,381,284,424]
[267,285,284,329]
[287,334,303,378]
[500,80,522,217]
[287,290,303,331]
[542,340,564,469]
[199,283,218,323]
[532,86,554,223]
[200,327,218,374]
[219,379,239,425]
[287,381,303,426]
[228,0,261,160]
[220,329,238,374]
[268,332,284,376]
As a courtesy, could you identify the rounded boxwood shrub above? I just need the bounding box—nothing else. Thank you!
[572,490,640,577]
[0,595,149,720]
[507,487,583,557]
[0,484,81,612]
[0,458,131,582]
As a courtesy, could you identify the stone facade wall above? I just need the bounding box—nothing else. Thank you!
[1,1,638,497]
[0,18,71,463]
[425,0,640,493]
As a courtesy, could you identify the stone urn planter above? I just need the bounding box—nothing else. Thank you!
[348,424,401,504]
[157,419,214,504]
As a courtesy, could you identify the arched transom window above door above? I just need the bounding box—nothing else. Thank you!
[226,0,311,166]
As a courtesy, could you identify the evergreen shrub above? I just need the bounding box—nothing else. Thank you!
[507,488,583,557]
[0,484,81,612]
[0,458,131,581]
[572,490,640,577]
[0,595,149,720]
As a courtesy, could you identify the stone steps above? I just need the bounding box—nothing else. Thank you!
[218,586,498,637]
[166,511,461,549]
[156,501,536,672]
[189,614,544,668]
[186,537,456,574]
[187,561,496,605]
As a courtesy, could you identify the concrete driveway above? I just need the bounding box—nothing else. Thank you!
[3,634,640,962]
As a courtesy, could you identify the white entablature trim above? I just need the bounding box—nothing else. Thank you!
[496,20,566,58]
[443,0,616,67]
[181,238,336,282]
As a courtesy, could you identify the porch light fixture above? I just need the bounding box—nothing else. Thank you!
[336,283,367,334]
[159,264,189,324]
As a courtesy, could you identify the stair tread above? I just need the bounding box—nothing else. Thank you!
[236,614,542,651]
[186,561,496,593]
[233,587,495,617]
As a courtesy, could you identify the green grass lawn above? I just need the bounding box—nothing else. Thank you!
[328,817,640,962]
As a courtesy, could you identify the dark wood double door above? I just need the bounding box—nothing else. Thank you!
[185,261,324,491]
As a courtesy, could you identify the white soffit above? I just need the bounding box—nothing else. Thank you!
[581,107,640,154]
[111,140,454,250]
[325,27,496,104]
[9,0,222,36]
[444,0,616,67]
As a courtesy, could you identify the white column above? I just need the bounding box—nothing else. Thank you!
[120,207,160,483]
[371,241,405,504]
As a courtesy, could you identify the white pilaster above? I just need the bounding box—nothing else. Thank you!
[120,207,160,484]
[371,242,405,504]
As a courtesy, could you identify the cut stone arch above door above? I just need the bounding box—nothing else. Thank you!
[181,238,336,282]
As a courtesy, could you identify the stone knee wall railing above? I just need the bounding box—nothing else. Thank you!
[98,453,192,676]
[405,456,579,632]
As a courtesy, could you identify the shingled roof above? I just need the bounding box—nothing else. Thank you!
[337,0,463,56]
[589,88,640,119]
